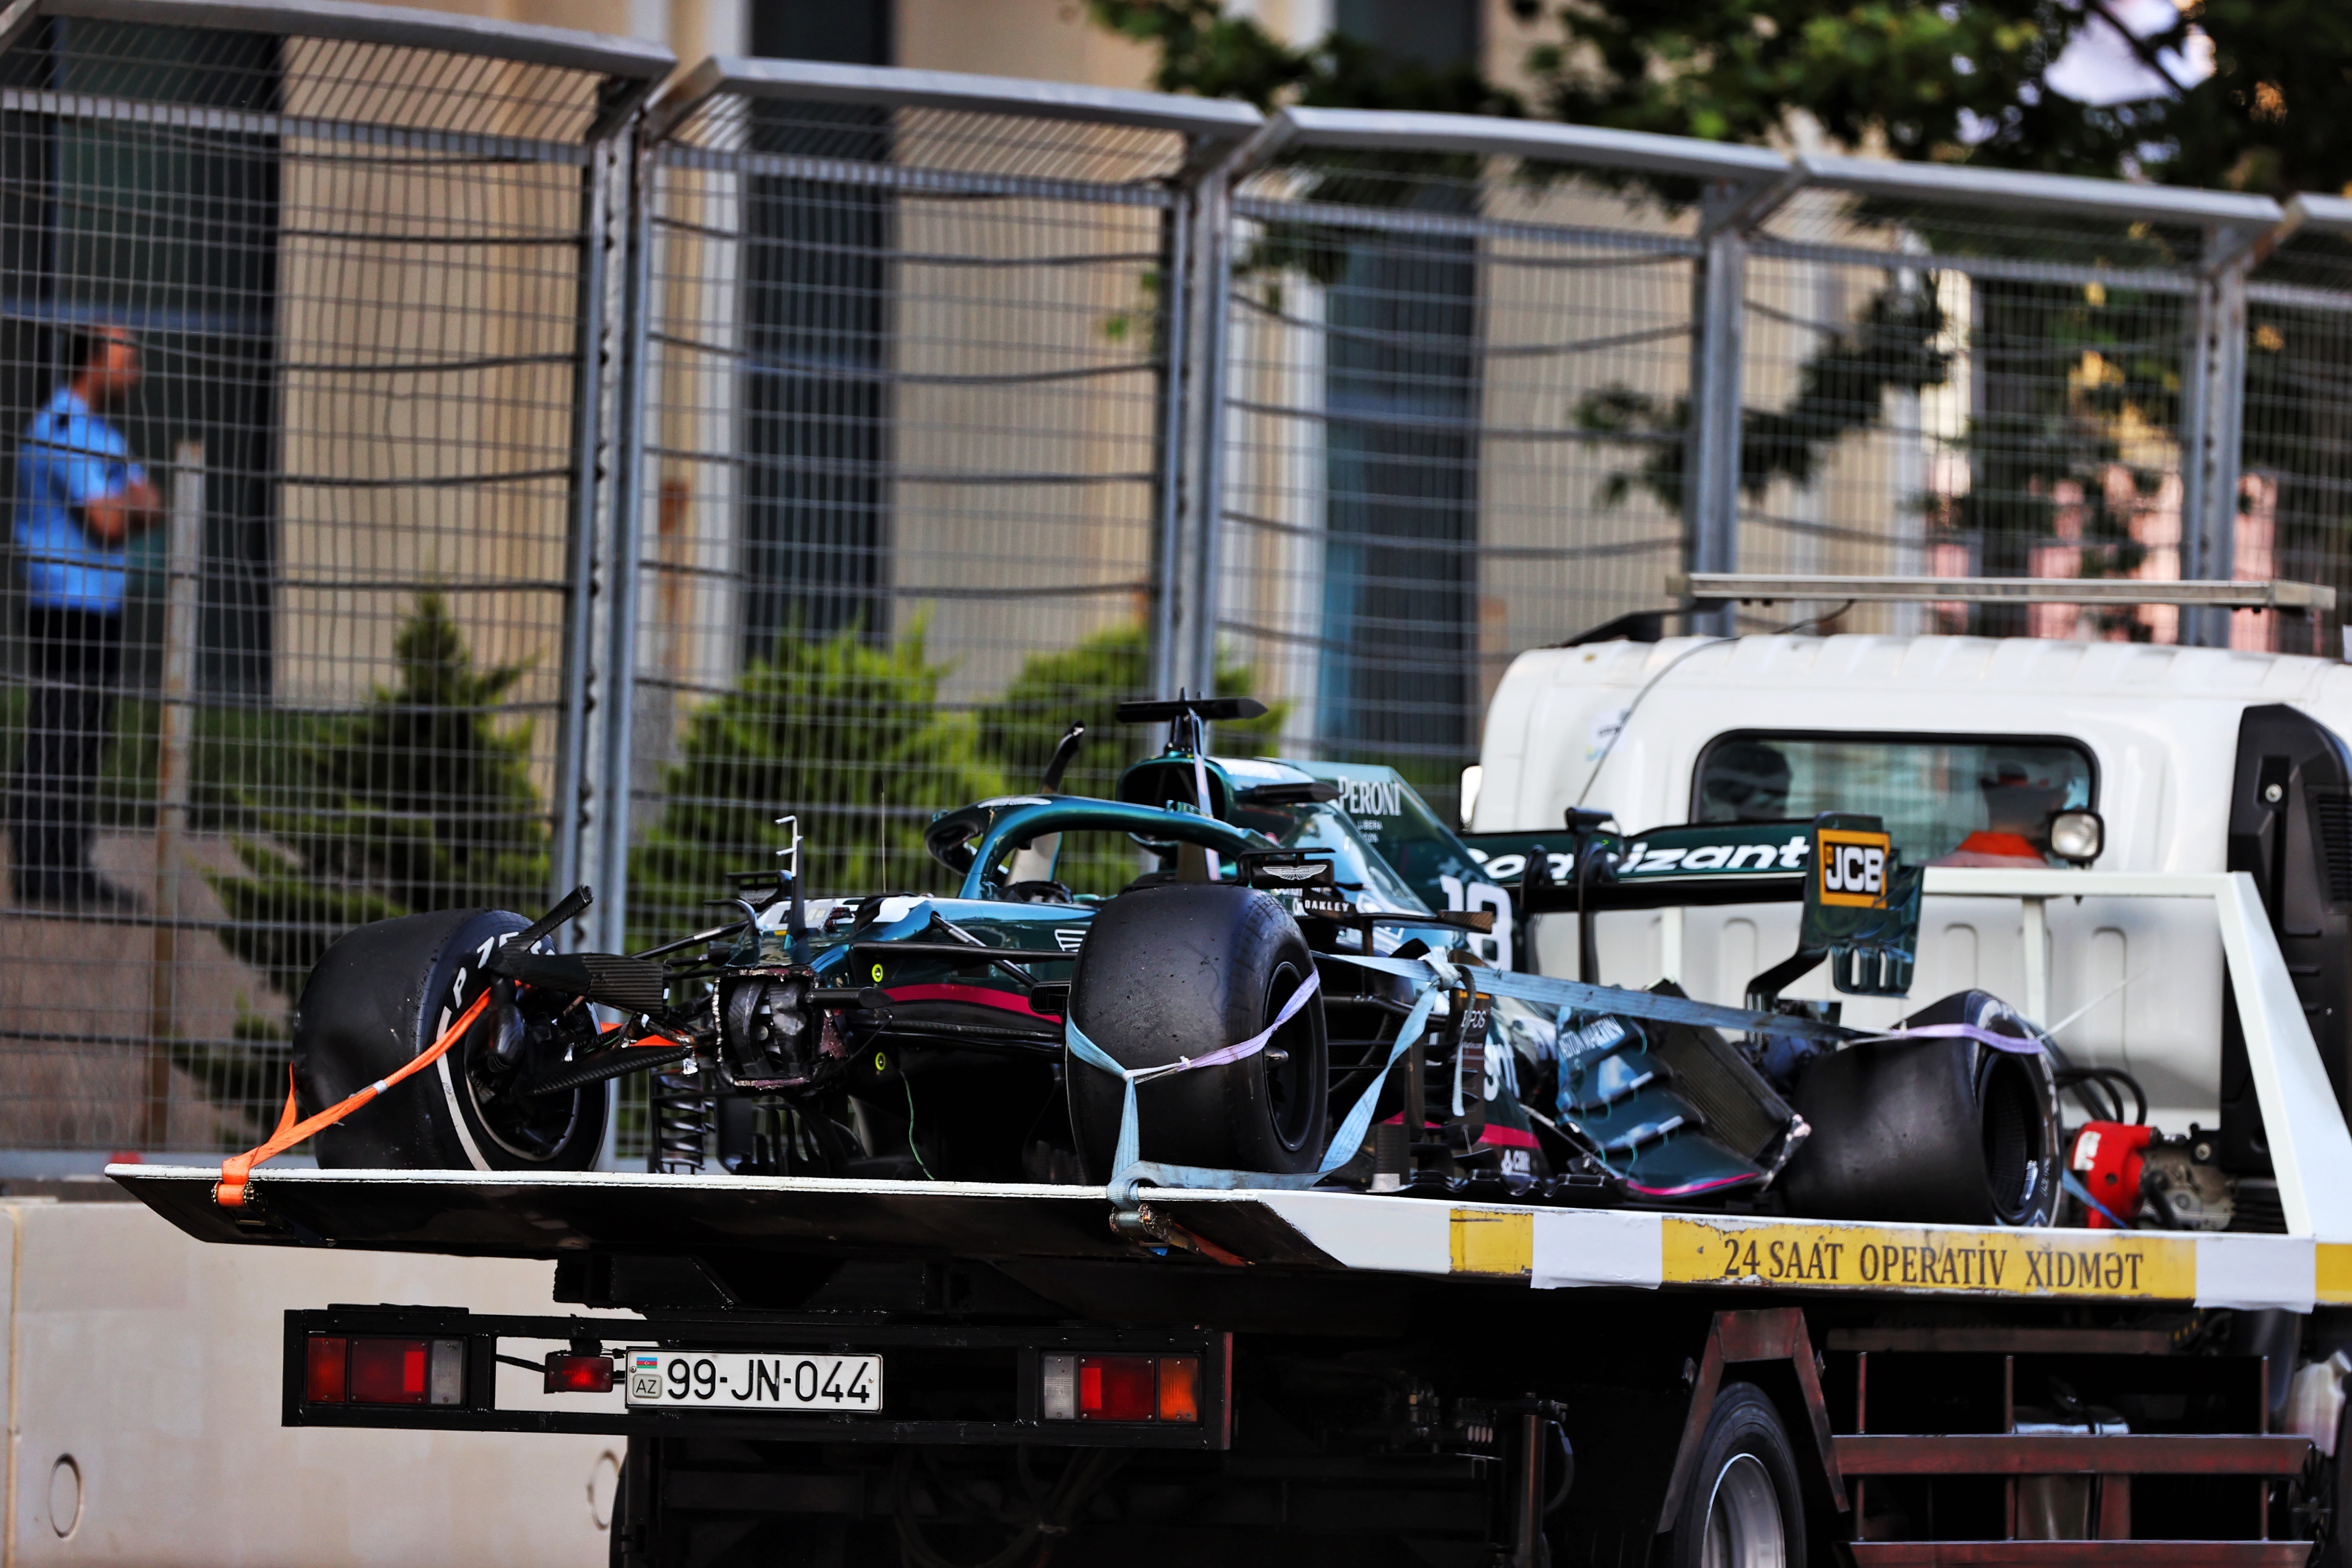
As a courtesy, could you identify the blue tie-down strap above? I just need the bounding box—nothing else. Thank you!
[1067,945,2054,1211]
[1066,967,1449,1207]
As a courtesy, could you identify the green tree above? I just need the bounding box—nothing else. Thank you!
[974,621,1283,898]
[210,592,549,1005]
[1091,0,2352,630]
[975,620,1281,799]
[1094,0,2351,192]
[627,622,1004,943]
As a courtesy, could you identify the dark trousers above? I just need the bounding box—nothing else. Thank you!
[7,606,122,885]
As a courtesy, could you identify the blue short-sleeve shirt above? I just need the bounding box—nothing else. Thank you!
[15,387,143,615]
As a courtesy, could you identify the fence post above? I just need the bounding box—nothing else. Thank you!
[1686,183,1752,638]
[1146,154,1194,702]
[593,129,654,967]
[2181,225,2257,649]
[551,122,628,934]
[1181,159,1237,709]
[143,441,201,1150]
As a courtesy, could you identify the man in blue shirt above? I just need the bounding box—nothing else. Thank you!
[7,325,160,912]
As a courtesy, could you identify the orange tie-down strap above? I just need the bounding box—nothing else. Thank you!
[214,991,491,1208]
[212,1002,681,1207]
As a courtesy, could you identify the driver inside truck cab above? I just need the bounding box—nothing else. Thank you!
[1929,753,2073,867]
[1697,738,1791,822]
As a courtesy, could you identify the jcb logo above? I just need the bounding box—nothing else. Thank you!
[1818,829,1890,908]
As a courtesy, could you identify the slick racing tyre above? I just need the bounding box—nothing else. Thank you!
[293,908,606,1171]
[1067,882,1328,1182]
[1664,1382,1806,1568]
[1780,988,2059,1227]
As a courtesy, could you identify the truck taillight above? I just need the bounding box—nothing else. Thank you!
[306,1336,347,1402]
[1156,1356,1200,1423]
[306,1335,464,1407]
[1039,1353,1200,1424]
[350,1338,429,1403]
[544,1353,615,1393]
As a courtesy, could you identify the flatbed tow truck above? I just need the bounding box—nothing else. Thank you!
[105,584,2352,1568]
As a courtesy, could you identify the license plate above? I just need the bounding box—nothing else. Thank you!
[625,1351,882,1412]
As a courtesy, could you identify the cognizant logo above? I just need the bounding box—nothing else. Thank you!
[1615,836,1809,876]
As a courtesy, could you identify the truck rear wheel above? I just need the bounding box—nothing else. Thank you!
[293,908,607,1171]
[1668,1382,1805,1568]
[1066,882,1328,1181]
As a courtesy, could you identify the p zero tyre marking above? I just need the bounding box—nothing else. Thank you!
[435,961,493,1172]
[436,1055,494,1172]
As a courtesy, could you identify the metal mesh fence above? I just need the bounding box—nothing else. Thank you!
[8,18,2352,1166]
[1220,148,1699,813]
[0,3,662,1159]
[622,73,1252,928]
[1212,129,2348,825]
[2248,214,2352,650]
[1741,187,2208,643]
[613,67,1253,1162]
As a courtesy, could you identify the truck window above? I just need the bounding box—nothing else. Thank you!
[1692,733,2096,867]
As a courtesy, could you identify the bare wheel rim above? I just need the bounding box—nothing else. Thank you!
[1700,1452,1785,1568]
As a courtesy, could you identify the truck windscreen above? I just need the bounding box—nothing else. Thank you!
[1691,733,2095,867]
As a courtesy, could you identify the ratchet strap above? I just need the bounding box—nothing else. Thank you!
[1072,946,2049,1207]
[1065,968,1324,1183]
[212,991,490,1209]
[1069,963,1448,1205]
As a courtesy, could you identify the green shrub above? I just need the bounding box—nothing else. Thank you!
[627,622,1004,945]
[974,620,1279,797]
[208,592,550,1004]
[973,621,1282,896]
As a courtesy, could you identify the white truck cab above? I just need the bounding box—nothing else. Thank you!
[1472,632,2352,1175]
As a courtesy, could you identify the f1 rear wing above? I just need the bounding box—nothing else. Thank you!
[1464,821,1812,912]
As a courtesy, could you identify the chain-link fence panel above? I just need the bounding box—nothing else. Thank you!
[1213,117,1777,824]
[2248,201,2352,655]
[622,67,1259,928]
[1212,114,2342,826]
[615,64,1256,1163]
[1741,162,2282,649]
[0,0,666,1161]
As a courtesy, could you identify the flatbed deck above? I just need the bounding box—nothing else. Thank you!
[112,1164,2346,1313]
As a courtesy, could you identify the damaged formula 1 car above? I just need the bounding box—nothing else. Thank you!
[281,695,2074,1228]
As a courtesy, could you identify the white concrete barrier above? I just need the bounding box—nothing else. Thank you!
[0,1201,614,1568]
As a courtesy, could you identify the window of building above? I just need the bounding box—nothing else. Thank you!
[1318,0,1481,769]
[740,2,893,658]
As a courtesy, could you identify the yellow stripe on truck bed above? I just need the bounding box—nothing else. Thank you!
[1253,1193,2319,1309]
[1662,1218,2196,1299]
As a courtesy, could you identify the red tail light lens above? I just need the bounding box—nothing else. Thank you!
[545,1354,615,1394]
[349,1338,429,1404]
[1078,1355,1158,1421]
[305,1337,348,1403]
[1044,1353,1207,1424]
